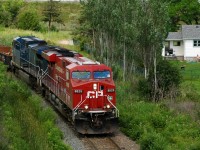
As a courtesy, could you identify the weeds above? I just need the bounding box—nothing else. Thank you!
[0,63,70,150]
[118,100,200,149]
[116,75,200,149]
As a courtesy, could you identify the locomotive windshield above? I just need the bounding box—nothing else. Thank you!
[94,71,111,79]
[72,71,91,79]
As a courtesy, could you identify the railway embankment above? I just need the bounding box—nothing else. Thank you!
[0,62,140,150]
[0,63,70,150]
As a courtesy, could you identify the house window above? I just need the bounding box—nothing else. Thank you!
[173,41,181,46]
[194,40,200,47]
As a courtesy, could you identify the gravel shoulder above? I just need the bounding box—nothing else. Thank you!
[111,131,140,150]
[43,98,140,150]
[55,116,86,150]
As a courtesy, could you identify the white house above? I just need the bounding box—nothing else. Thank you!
[163,25,200,61]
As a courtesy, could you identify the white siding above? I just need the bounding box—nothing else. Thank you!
[184,40,200,57]
[169,41,184,56]
[162,47,165,56]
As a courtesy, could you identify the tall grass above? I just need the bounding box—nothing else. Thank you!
[0,28,70,46]
[0,63,71,150]
[116,60,200,149]
[118,99,200,149]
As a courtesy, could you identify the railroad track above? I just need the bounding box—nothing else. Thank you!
[40,91,123,150]
[7,72,139,150]
[82,135,122,150]
[41,93,123,150]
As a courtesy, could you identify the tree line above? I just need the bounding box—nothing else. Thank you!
[0,0,64,31]
[74,0,199,101]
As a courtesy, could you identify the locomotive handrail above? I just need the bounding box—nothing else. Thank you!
[73,96,87,120]
[19,58,59,95]
[40,68,58,85]
[40,68,48,79]
[73,96,87,111]
[20,57,41,78]
[41,70,58,95]
[57,75,67,82]
[106,95,119,117]
[73,95,119,120]
[42,73,57,83]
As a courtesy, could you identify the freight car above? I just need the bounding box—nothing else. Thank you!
[0,45,12,70]
[9,36,119,134]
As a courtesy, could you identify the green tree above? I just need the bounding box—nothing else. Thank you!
[42,0,64,30]
[0,0,24,27]
[76,0,174,101]
[142,60,181,101]
[168,0,200,31]
[17,9,41,31]
[0,5,12,27]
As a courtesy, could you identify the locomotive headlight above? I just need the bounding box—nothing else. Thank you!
[93,83,97,90]
[106,104,110,109]
[84,105,89,110]
[107,96,113,101]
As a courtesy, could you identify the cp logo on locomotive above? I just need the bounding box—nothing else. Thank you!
[86,91,103,99]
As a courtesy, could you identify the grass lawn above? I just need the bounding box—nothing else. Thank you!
[0,27,70,46]
[0,27,91,58]
[170,60,200,96]
[171,60,200,80]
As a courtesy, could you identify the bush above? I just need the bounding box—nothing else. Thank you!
[137,79,151,99]
[140,132,167,150]
[119,100,200,150]
[0,64,70,150]
[138,60,182,101]
[0,0,24,27]
[111,64,123,80]
[17,9,41,31]
[38,22,48,33]
[50,25,59,32]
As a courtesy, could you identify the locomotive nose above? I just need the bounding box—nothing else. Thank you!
[73,81,118,134]
[73,81,115,110]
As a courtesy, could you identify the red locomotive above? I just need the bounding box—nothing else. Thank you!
[9,36,119,134]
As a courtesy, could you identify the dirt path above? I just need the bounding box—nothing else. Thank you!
[59,39,74,45]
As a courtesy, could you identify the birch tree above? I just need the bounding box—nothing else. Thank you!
[78,0,169,86]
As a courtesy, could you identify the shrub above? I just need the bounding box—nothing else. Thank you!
[118,100,200,150]
[50,25,59,32]
[111,64,123,80]
[38,22,48,33]
[138,60,182,101]
[17,9,41,31]
[0,64,70,150]
[137,79,151,99]
[0,0,24,27]
[140,132,167,150]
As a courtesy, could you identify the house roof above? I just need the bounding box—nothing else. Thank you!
[166,25,200,40]
[182,25,200,39]
[166,32,182,40]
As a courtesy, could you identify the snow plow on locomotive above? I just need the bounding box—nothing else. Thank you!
[9,36,119,134]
